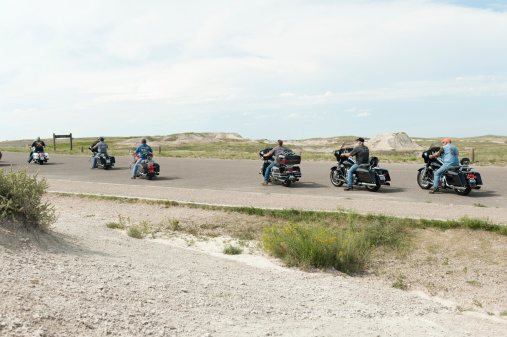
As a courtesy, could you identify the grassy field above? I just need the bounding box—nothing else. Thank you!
[1,133,506,165]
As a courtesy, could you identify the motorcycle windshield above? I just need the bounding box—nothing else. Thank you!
[428,140,441,152]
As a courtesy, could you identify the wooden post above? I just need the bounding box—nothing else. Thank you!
[470,148,475,163]
[53,133,56,151]
[70,133,73,150]
[81,145,83,153]
[159,146,161,155]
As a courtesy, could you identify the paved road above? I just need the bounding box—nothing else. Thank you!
[2,151,506,209]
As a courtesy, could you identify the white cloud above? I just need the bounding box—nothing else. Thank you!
[357,112,371,118]
[1,0,507,140]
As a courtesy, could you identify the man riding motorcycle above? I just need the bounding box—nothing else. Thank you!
[340,137,369,191]
[261,139,287,185]
[28,137,46,163]
[131,139,153,179]
[91,137,108,168]
[428,137,459,194]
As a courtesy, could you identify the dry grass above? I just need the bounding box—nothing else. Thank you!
[371,228,507,315]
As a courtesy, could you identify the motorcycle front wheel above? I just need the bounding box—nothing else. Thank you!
[330,170,344,187]
[455,187,471,196]
[417,170,432,189]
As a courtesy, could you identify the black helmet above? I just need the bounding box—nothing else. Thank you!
[141,138,147,144]
[99,137,104,141]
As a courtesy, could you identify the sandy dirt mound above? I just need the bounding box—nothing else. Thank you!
[116,133,246,147]
[367,132,424,151]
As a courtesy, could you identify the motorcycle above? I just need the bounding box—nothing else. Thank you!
[30,147,49,165]
[129,151,160,180]
[417,142,482,196]
[330,148,391,192]
[259,148,302,187]
[89,146,115,170]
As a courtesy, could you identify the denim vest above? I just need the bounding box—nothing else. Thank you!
[442,144,459,166]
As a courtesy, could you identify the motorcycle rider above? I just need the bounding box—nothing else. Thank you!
[131,138,153,179]
[28,137,46,163]
[91,137,108,168]
[428,138,459,194]
[261,139,287,185]
[340,137,369,191]
[90,137,100,154]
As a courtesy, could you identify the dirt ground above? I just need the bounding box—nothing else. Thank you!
[1,194,506,337]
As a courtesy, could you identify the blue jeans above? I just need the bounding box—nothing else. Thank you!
[347,164,359,186]
[433,164,449,188]
[92,153,103,168]
[28,152,33,163]
[264,161,276,182]
[133,158,143,177]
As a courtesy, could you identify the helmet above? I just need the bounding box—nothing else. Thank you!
[99,137,104,141]
[141,138,147,144]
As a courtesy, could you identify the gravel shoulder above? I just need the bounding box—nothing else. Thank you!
[1,194,506,337]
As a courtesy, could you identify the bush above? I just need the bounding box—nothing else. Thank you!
[223,245,243,255]
[262,223,375,274]
[127,227,143,239]
[0,168,56,230]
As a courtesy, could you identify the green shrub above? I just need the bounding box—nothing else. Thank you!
[106,222,124,229]
[0,168,56,230]
[262,223,375,274]
[223,245,243,255]
[127,227,143,239]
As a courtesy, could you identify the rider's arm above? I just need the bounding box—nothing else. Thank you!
[263,148,276,157]
[429,148,444,159]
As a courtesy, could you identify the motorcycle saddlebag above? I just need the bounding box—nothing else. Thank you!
[356,169,375,184]
[445,171,464,186]
[472,172,483,185]
[154,163,160,173]
[376,168,391,182]
[109,156,115,164]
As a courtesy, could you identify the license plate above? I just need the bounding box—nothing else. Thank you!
[379,175,385,181]
[469,178,476,186]
[106,160,111,163]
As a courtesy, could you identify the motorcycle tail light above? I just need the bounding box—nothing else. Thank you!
[288,168,293,172]
[468,174,475,179]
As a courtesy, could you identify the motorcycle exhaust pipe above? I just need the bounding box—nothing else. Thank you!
[446,184,467,191]
[356,182,378,187]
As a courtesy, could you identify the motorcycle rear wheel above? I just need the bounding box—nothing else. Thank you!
[417,170,432,189]
[39,161,44,165]
[147,174,153,180]
[282,180,292,187]
[330,170,344,187]
[455,187,471,196]
[104,165,110,170]
[365,184,380,192]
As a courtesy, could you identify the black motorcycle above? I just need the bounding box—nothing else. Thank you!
[89,146,115,170]
[417,143,482,196]
[330,148,390,192]
[259,148,302,187]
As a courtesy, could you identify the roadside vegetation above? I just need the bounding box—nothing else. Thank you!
[2,133,506,165]
[70,193,507,276]
[0,168,56,230]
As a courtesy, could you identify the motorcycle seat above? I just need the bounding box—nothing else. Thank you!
[358,164,370,169]
[447,166,460,172]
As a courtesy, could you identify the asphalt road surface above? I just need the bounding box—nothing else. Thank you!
[2,150,506,208]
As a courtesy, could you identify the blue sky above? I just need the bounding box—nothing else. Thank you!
[1,0,507,141]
